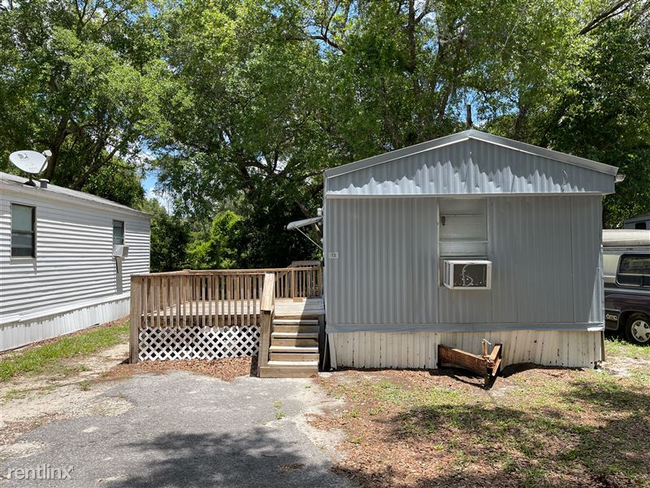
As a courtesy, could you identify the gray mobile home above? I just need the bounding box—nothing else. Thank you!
[323,130,618,369]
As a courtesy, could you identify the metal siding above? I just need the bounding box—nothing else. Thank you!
[2,297,130,350]
[325,198,439,328]
[327,138,614,196]
[571,196,604,325]
[0,187,150,324]
[325,195,603,332]
[488,197,575,325]
[330,330,602,369]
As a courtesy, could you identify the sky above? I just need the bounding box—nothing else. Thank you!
[142,169,174,213]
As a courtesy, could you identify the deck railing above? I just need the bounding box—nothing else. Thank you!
[129,265,321,363]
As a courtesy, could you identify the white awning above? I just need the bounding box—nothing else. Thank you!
[286,216,322,231]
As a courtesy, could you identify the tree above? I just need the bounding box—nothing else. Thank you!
[0,0,162,197]
[83,161,145,208]
[527,10,650,227]
[186,211,246,270]
[140,199,190,272]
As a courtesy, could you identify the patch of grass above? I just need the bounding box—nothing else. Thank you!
[320,366,650,487]
[0,320,129,382]
[4,385,55,401]
[79,380,91,391]
[605,336,650,361]
[273,399,285,420]
[4,388,31,401]
[343,407,360,419]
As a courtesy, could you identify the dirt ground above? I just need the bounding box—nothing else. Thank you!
[310,351,650,488]
[2,329,648,487]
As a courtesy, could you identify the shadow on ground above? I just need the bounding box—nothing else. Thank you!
[328,370,650,487]
[112,425,347,487]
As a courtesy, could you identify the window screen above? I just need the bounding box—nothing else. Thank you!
[11,204,35,257]
[113,220,125,246]
[439,199,488,257]
[617,254,650,287]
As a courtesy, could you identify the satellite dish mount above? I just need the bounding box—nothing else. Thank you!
[9,150,50,186]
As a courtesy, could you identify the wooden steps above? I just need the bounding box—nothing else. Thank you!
[259,316,321,378]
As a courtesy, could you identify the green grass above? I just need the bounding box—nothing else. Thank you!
[0,320,129,382]
[604,335,650,361]
[324,362,650,487]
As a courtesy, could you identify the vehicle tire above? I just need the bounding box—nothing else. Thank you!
[625,313,650,345]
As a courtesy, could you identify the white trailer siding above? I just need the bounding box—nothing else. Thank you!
[328,330,602,369]
[0,174,150,350]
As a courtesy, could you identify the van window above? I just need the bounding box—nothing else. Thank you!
[617,254,650,287]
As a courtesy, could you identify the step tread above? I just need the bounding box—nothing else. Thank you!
[273,325,320,333]
[270,353,319,362]
[273,314,321,320]
[269,345,319,353]
[271,332,319,338]
[273,319,319,325]
[266,360,319,367]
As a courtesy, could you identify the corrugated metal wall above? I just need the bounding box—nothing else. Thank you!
[329,330,602,369]
[324,195,603,332]
[2,296,130,351]
[326,139,614,196]
[0,189,150,323]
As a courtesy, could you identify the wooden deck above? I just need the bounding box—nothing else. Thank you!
[140,297,324,327]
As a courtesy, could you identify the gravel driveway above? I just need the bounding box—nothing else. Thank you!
[0,372,351,487]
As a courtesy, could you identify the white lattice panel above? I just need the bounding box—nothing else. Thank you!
[138,325,260,361]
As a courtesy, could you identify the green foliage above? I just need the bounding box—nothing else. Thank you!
[0,0,162,197]
[534,20,650,227]
[82,162,145,208]
[186,211,246,269]
[141,199,190,272]
[2,0,649,260]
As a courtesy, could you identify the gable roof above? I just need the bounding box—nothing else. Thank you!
[326,130,618,178]
[324,130,618,197]
[0,172,150,218]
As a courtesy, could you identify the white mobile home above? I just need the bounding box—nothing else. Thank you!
[323,130,618,369]
[0,172,150,350]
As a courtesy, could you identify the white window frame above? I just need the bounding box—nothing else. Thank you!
[11,203,37,259]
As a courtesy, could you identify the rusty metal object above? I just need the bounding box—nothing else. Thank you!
[438,342,503,387]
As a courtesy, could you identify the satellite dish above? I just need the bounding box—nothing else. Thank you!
[9,150,49,187]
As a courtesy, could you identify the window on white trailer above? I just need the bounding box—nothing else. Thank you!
[113,220,125,246]
[11,204,36,258]
[439,199,488,258]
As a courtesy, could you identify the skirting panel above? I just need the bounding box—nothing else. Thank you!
[1,297,130,351]
[328,330,602,369]
[138,325,260,361]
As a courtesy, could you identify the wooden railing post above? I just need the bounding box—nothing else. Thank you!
[257,273,275,376]
[129,275,142,363]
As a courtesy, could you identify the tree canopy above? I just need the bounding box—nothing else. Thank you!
[1,0,649,269]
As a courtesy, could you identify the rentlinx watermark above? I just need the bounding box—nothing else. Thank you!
[4,464,74,480]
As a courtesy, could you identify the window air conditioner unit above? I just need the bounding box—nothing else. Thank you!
[443,260,492,290]
[113,245,129,258]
